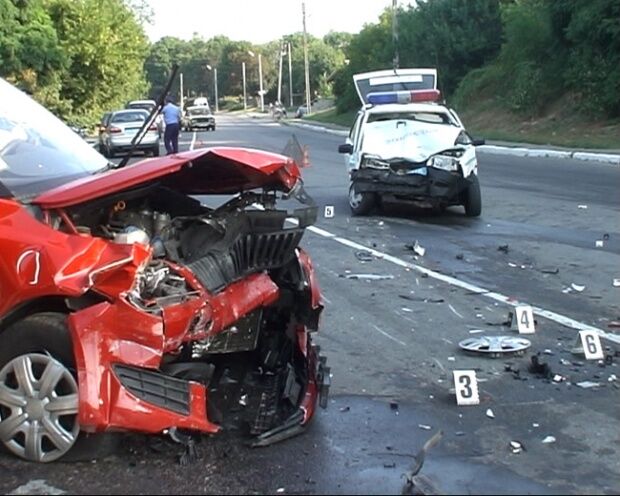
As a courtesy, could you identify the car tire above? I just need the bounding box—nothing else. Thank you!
[0,313,118,463]
[348,182,375,216]
[152,145,160,157]
[463,174,482,217]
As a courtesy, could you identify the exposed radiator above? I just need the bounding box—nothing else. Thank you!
[188,228,304,292]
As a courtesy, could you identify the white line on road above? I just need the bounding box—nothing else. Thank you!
[372,325,407,347]
[307,225,620,344]
[190,131,197,150]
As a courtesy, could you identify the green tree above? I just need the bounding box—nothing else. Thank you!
[0,0,67,112]
[47,0,150,125]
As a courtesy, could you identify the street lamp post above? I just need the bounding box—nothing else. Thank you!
[258,53,264,112]
[248,50,265,112]
[242,61,247,111]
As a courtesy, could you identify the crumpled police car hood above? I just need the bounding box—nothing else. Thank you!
[360,120,462,163]
[33,147,301,209]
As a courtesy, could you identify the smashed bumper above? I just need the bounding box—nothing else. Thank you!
[352,167,472,202]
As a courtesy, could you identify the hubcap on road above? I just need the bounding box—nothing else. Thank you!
[0,353,79,462]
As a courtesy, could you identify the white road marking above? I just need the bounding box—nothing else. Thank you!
[372,325,407,347]
[307,225,620,344]
[190,131,197,150]
[448,304,465,319]
[322,295,332,305]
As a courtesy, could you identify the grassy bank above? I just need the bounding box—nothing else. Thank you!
[301,103,620,150]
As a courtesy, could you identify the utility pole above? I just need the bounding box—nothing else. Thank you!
[277,42,284,104]
[180,72,184,111]
[288,42,293,108]
[242,61,247,111]
[302,1,311,115]
[392,0,399,69]
[258,53,264,112]
[214,67,219,112]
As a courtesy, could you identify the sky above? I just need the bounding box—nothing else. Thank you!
[143,0,394,44]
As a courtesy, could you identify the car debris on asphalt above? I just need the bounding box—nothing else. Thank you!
[539,267,560,275]
[401,430,443,496]
[510,441,524,454]
[497,244,510,254]
[404,240,426,257]
[576,381,602,389]
[343,273,395,280]
[486,409,495,419]
[542,436,556,444]
[355,250,375,262]
[399,294,444,303]
[528,355,553,379]
[571,283,586,292]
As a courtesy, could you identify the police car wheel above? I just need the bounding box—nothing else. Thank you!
[348,182,375,216]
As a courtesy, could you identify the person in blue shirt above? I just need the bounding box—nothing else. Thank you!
[162,96,181,154]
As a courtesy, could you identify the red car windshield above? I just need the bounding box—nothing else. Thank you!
[0,78,108,201]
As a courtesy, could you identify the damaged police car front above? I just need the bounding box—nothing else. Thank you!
[338,68,484,216]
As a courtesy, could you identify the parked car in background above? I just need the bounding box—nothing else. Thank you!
[0,76,328,463]
[183,105,216,131]
[99,109,160,158]
[338,68,484,217]
[126,99,163,136]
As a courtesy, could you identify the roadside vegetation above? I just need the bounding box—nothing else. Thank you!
[1,0,617,147]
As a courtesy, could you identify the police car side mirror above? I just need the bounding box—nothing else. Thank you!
[472,138,486,146]
[338,144,353,154]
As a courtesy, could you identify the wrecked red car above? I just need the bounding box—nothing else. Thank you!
[0,78,328,463]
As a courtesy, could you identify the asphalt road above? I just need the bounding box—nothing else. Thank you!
[2,114,619,495]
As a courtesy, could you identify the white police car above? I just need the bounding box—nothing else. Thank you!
[338,68,484,216]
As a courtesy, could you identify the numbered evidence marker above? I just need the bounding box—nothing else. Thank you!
[324,205,335,218]
[453,370,480,406]
[511,305,535,334]
[579,330,604,360]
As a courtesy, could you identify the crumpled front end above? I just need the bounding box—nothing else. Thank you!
[66,186,327,444]
[352,162,472,206]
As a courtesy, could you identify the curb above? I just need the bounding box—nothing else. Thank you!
[281,120,620,166]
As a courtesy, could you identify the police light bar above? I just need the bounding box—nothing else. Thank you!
[367,89,441,105]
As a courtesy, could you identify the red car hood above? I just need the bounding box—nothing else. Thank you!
[33,147,301,209]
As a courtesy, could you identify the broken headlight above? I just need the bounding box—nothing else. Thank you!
[361,154,389,170]
[427,155,458,171]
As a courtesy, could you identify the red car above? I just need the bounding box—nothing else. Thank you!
[0,78,328,463]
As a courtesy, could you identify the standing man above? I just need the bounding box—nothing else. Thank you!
[162,96,181,155]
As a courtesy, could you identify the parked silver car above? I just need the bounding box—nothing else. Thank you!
[99,109,160,158]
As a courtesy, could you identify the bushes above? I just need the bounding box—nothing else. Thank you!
[454,0,620,118]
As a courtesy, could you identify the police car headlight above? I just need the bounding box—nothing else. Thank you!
[427,155,458,171]
[361,154,389,170]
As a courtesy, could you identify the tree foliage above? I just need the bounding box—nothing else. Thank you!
[0,0,150,126]
[333,0,503,112]
[453,0,620,117]
[144,32,346,108]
